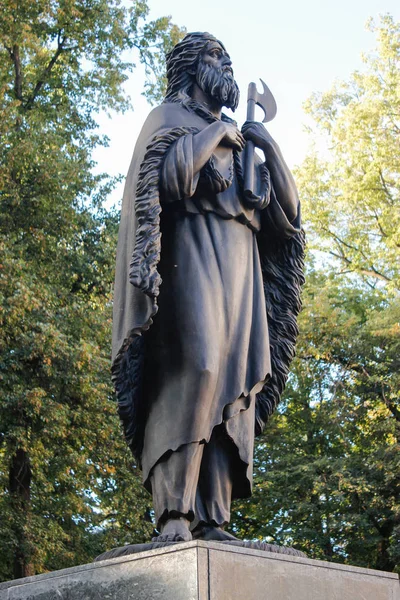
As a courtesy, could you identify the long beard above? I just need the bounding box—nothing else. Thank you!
[196,62,240,111]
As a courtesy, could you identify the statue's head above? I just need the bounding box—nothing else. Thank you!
[165,32,240,111]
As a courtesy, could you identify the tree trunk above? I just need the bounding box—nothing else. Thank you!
[9,448,34,579]
[375,534,395,573]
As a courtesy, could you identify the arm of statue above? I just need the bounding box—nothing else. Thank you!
[192,121,245,173]
[241,121,299,223]
[161,122,245,202]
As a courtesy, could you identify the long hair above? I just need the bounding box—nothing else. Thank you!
[165,32,225,102]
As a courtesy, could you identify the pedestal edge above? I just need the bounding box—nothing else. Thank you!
[1,539,398,593]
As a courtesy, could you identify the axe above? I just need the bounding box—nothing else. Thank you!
[243,79,277,198]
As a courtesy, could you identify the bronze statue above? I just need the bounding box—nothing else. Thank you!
[112,32,305,543]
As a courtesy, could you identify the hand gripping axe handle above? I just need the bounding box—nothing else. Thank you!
[243,78,277,198]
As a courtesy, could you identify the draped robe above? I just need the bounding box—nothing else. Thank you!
[112,101,304,498]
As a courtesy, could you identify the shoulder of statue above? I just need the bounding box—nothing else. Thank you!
[142,103,177,125]
[144,101,204,132]
[137,103,187,146]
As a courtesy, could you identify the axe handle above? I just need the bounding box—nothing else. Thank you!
[244,98,256,197]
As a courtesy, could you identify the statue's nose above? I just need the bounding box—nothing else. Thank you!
[222,55,232,67]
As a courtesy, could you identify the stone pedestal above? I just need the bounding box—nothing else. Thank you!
[0,540,399,599]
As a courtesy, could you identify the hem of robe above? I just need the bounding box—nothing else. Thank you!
[142,374,267,500]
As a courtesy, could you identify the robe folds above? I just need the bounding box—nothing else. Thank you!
[112,101,305,498]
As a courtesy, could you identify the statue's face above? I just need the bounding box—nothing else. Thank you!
[201,41,233,75]
[195,41,240,111]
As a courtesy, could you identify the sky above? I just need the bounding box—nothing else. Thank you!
[94,0,400,206]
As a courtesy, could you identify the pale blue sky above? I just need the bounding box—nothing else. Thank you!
[95,0,400,205]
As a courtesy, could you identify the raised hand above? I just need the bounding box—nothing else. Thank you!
[221,122,246,151]
[241,121,276,152]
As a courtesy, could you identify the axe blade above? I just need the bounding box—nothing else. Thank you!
[248,78,277,123]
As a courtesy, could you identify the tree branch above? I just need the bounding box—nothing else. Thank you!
[378,169,394,205]
[5,44,23,101]
[371,210,389,238]
[323,228,393,284]
[328,251,389,284]
[24,31,67,111]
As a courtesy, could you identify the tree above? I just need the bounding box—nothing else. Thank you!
[231,15,400,572]
[298,14,400,293]
[0,0,184,581]
[232,274,400,570]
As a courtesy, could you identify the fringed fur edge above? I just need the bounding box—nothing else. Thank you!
[113,126,198,461]
[129,127,198,301]
[111,333,145,461]
[255,228,306,435]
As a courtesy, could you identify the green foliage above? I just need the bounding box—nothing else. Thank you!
[0,0,184,581]
[232,276,399,570]
[297,14,400,292]
[231,15,400,573]
[1,1,399,581]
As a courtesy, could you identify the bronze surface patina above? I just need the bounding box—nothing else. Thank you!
[110,32,305,550]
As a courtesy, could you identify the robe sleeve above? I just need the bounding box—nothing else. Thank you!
[243,159,273,212]
[262,184,301,240]
[160,134,200,202]
[257,162,272,210]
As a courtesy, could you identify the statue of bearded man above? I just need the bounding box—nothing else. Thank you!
[112,32,305,543]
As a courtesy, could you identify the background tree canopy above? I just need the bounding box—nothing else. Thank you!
[231,15,400,573]
[0,4,399,582]
[0,0,184,581]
